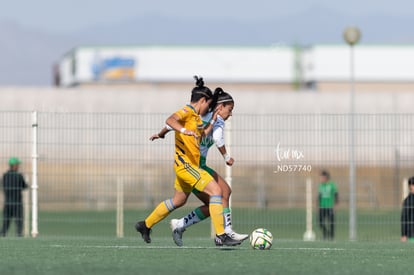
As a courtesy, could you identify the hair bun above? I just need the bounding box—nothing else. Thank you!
[214,87,224,95]
[193,75,204,88]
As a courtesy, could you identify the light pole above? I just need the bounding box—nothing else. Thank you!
[343,26,361,241]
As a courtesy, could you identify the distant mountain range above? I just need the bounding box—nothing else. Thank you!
[1,7,414,85]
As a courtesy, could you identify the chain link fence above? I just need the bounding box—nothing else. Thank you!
[0,111,413,240]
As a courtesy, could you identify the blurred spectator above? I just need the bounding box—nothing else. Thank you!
[1,157,28,237]
[318,170,338,240]
[401,177,414,242]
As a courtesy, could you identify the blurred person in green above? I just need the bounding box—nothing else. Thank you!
[1,157,28,237]
[318,170,338,240]
[401,176,414,242]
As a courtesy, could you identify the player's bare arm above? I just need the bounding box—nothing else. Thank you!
[202,109,219,137]
[217,145,234,166]
[149,126,171,141]
[166,114,199,138]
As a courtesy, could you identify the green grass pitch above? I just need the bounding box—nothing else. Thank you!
[0,208,407,274]
[1,237,413,275]
[31,208,401,241]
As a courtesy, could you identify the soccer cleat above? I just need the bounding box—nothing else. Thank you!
[215,233,242,246]
[170,219,186,247]
[135,221,152,243]
[227,231,249,242]
[214,235,223,246]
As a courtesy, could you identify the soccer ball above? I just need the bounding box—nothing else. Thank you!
[249,228,273,250]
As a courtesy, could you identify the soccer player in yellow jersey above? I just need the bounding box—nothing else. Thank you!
[151,88,248,246]
[136,76,241,246]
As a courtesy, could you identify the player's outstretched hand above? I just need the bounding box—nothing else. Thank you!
[226,157,234,166]
[149,133,163,141]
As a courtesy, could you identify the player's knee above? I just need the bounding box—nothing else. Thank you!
[175,200,186,208]
[210,181,222,196]
[172,197,187,208]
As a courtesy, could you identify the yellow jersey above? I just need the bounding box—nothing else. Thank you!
[174,105,204,167]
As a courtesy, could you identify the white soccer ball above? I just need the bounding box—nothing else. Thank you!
[249,228,273,250]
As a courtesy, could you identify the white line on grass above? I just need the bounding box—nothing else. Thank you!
[49,244,249,250]
[49,244,346,251]
[277,248,346,251]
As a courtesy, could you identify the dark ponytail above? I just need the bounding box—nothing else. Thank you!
[209,87,223,112]
[209,87,234,112]
[191,76,213,103]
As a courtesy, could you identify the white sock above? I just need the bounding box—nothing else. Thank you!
[224,211,233,234]
[178,210,201,229]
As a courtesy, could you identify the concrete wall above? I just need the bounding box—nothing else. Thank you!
[0,86,413,114]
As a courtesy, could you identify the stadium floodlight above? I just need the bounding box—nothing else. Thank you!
[343,27,361,46]
[343,26,361,241]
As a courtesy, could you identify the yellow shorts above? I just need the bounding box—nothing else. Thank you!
[174,162,213,193]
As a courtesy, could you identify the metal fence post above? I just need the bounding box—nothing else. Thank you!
[31,111,39,237]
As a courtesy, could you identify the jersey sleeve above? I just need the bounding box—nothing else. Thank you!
[212,116,225,148]
[174,107,191,123]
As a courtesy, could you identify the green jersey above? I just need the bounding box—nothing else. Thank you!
[318,181,337,208]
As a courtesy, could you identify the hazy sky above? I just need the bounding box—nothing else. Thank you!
[1,0,413,34]
[1,0,414,85]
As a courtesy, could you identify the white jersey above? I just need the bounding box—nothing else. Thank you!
[200,112,225,158]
